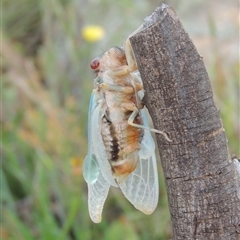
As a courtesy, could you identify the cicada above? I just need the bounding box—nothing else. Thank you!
[83,35,171,223]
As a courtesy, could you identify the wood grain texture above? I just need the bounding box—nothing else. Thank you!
[130,5,240,240]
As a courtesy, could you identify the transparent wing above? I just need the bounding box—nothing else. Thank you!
[83,92,100,184]
[87,172,110,223]
[119,108,159,214]
[83,92,117,223]
[92,106,118,187]
[83,92,117,186]
[139,108,156,159]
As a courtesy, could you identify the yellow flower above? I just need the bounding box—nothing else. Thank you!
[70,157,83,176]
[82,25,105,42]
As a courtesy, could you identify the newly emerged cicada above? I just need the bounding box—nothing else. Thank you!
[83,32,171,223]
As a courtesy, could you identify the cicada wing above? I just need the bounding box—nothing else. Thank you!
[83,92,117,187]
[83,93,100,184]
[119,151,158,214]
[92,107,118,187]
[139,108,156,159]
[119,108,159,214]
[87,172,110,223]
[83,92,115,223]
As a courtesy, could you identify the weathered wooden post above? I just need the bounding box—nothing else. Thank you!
[130,4,240,240]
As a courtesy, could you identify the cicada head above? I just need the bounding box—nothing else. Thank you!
[90,47,127,78]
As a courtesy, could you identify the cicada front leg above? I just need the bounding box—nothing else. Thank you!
[124,23,145,72]
[124,38,138,72]
[106,38,138,78]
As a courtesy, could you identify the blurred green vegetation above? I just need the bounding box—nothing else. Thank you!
[1,0,239,239]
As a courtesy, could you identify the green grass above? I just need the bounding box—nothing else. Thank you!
[1,0,239,239]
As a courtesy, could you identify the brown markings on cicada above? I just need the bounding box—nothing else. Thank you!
[115,124,143,175]
[101,109,144,177]
[101,115,120,162]
[124,111,144,146]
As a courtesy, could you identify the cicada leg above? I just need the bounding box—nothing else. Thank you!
[121,102,172,142]
[100,83,134,93]
[124,24,144,71]
[100,81,144,110]
[124,38,138,72]
[100,82,142,93]
[106,38,138,77]
[129,109,172,142]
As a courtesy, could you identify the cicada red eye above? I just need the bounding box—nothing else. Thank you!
[90,58,100,70]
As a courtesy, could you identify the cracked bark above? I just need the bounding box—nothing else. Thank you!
[130,5,240,240]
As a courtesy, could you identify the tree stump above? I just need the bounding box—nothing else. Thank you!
[130,4,240,240]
